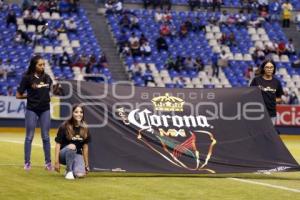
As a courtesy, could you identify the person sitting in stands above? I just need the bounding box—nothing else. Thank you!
[179,23,188,38]
[65,19,77,32]
[128,32,140,57]
[59,51,71,70]
[6,10,16,28]
[156,35,168,52]
[140,41,152,57]
[129,14,140,30]
[160,22,171,36]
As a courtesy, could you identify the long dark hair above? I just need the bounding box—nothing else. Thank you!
[63,104,88,140]
[26,55,44,75]
[260,59,277,75]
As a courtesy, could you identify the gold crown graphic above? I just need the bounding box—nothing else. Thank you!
[151,93,184,112]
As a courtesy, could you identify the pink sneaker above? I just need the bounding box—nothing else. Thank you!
[24,162,31,171]
[45,162,52,171]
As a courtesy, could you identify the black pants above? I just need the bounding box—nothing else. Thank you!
[282,19,290,28]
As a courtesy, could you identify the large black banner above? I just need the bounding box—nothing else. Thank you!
[61,81,300,174]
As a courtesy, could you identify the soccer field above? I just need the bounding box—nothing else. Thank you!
[0,130,299,200]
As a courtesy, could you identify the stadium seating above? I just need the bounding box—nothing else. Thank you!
[123,0,300,10]
[0,3,113,95]
[106,8,300,100]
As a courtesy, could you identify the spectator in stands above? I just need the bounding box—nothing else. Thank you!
[245,65,256,81]
[129,14,140,30]
[140,41,152,57]
[119,13,131,30]
[143,0,151,9]
[286,38,296,56]
[14,30,23,44]
[113,0,123,14]
[31,0,38,11]
[16,55,53,171]
[289,92,299,104]
[184,18,193,32]
[0,0,4,11]
[22,0,31,10]
[51,54,59,66]
[72,54,87,70]
[218,50,229,68]
[43,24,59,40]
[212,53,219,77]
[130,62,142,77]
[235,10,247,27]
[59,51,72,70]
[281,0,293,28]
[162,10,172,23]
[184,57,195,72]
[99,53,109,68]
[188,0,200,11]
[48,0,58,15]
[160,0,172,10]
[105,0,114,14]
[128,32,140,57]
[54,104,91,180]
[250,59,283,124]
[160,22,171,36]
[65,19,77,32]
[6,10,16,28]
[174,56,183,72]
[56,21,67,34]
[246,0,259,14]
[152,0,160,9]
[258,0,268,12]
[118,30,129,53]
[281,88,291,104]
[219,10,229,26]
[253,47,266,62]
[248,15,263,28]
[139,33,148,45]
[31,9,46,27]
[264,41,276,55]
[86,54,98,72]
[193,17,206,32]
[156,35,168,52]
[143,64,155,86]
[0,58,8,80]
[179,23,188,38]
[15,30,32,44]
[37,1,48,13]
[6,85,14,96]
[175,77,185,88]
[212,0,222,12]
[122,43,131,57]
[166,55,175,70]
[260,6,269,21]
[296,13,300,27]
[154,10,163,22]
[194,57,204,72]
[203,0,213,10]
[276,40,287,56]
[269,0,281,21]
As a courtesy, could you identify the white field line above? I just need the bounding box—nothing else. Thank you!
[0,138,55,148]
[228,178,300,193]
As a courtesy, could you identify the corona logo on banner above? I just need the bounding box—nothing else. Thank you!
[117,93,217,173]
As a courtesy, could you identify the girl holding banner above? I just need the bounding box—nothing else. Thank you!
[250,60,283,125]
[54,104,91,180]
[16,55,53,171]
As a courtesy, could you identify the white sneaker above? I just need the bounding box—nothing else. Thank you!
[65,171,75,180]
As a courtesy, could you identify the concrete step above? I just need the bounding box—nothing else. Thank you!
[80,0,128,81]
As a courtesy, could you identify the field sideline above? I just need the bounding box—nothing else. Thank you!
[0,129,300,200]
